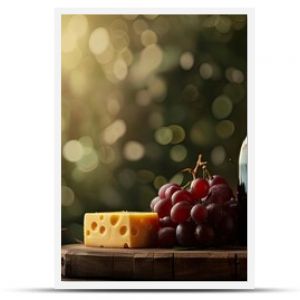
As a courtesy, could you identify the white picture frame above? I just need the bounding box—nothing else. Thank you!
[55,7,254,290]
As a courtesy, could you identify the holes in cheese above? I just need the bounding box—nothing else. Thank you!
[91,221,98,231]
[84,212,159,248]
[99,226,106,234]
[119,225,127,235]
[110,215,119,226]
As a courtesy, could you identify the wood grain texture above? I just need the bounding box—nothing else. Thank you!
[153,252,173,280]
[134,252,154,280]
[113,252,134,280]
[61,244,247,281]
[174,251,236,281]
[236,251,247,281]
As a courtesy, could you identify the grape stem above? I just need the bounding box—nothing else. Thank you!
[181,167,193,174]
[179,154,212,181]
[202,165,212,180]
[192,154,207,179]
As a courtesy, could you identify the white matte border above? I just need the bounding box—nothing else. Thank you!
[55,7,254,289]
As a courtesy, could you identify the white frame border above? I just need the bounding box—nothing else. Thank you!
[55,7,254,290]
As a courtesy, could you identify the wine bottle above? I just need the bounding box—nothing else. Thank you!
[239,137,247,193]
[237,137,247,245]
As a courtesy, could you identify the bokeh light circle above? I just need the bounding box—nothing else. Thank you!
[153,175,167,190]
[211,146,226,166]
[199,63,213,79]
[113,59,128,80]
[141,29,158,46]
[62,186,75,207]
[63,140,83,162]
[212,95,233,119]
[180,52,194,70]
[123,141,145,161]
[89,27,110,55]
[170,145,187,162]
[62,32,77,53]
[68,15,88,39]
[76,149,99,172]
[154,127,173,145]
[103,119,127,145]
[215,16,232,34]
[169,125,186,144]
[216,120,235,139]
[190,120,214,146]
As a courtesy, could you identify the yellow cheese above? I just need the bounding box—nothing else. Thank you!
[84,212,159,248]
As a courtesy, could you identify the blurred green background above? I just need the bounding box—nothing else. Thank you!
[61,14,247,244]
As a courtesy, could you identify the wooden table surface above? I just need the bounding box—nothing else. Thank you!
[61,244,247,281]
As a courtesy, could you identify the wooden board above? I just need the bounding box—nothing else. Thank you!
[61,244,247,281]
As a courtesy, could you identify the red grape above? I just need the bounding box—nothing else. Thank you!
[158,183,173,199]
[207,184,233,204]
[150,196,161,211]
[154,172,238,247]
[217,214,236,236]
[170,201,191,224]
[224,199,239,222]
[154,198,172,218]
[171,189,193,205]
[176,222,196,246]
[158,227,176,248]
[190,178,209,200]
[195,224,215,246]
[159,216,176,228]
[209,175,228,187]
[215,214,236,244]
[206,203,226,226]
[191,204,208,224]
[165,185,181,200]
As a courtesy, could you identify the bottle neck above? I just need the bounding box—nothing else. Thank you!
[239,138,247,193]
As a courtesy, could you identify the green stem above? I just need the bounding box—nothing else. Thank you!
[182,180,192,189]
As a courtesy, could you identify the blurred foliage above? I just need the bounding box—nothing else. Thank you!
[61,14,247,244]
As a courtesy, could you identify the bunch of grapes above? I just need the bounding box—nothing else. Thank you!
[150,155,240,248]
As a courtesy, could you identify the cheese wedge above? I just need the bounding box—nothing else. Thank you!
[84,212,159,248]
